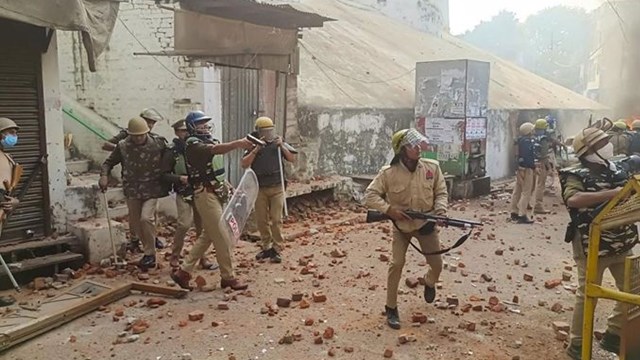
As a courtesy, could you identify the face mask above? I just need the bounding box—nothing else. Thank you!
[584,143,616,171]
[1,134,18,148]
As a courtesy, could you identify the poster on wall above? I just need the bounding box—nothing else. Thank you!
[466,117,487,140]
[424,118,465,145]
[437,143,461,161]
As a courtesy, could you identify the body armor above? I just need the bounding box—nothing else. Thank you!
[251,141,282,187]
[185,136,229,203]
[559,157,640,256]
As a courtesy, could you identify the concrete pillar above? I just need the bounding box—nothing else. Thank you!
[41,32,68,233]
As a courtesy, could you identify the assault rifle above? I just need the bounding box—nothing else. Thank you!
[366,209,483,256]
[366,210,483,229]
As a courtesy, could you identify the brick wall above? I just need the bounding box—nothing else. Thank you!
[58,0,207,141]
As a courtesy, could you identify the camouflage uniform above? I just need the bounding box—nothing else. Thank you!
[108,129,165,146]
[101,135,168,257]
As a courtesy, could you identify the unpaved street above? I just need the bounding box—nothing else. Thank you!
[2,186,629,360]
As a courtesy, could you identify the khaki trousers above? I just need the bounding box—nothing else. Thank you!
[182,190,234,280]
[533,162,549,210]
[510,167,535,216]
[172,194,203,256]
[569,237,630,346]
[126,198,158,256]
[387,228,442,308]
[255,186,285,252]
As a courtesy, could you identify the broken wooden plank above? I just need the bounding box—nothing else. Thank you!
[130,282,188,298]
[0,283,132,352]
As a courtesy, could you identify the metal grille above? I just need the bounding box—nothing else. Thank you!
[626,255,640,318]
[0,51,50,244]
[221,67,259,186]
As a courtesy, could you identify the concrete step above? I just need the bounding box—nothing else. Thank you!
[66,159,91,175]
[96,203,128,219]
[65,173,125,221]
[68,218,127,264]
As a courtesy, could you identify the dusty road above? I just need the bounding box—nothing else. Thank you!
[2,185,631,360]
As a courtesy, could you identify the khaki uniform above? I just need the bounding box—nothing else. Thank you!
[561,171,635,346]
[0,150,16,233]
[510,167,536,216]
[161,139,203,256]
[247,140,286,252]
[533,135,551,211]
[609,131,630,156]
[365,159,448,308]
[101,135,168,256]
[182,140,235,280]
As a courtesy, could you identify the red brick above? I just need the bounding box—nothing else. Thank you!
[323,327,335,339]
[405,277,420,289]
[523,273,534,282]
[312,291,327,303]
[218,302,230,310]
[544,279,562,289]
[299,299,311,309]
[384,348,393,358]
[411,312,427,324]
[276,298,291,308]
[188,311,205,321]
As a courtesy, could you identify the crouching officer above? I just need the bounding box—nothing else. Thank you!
[365,128,448,330]
[560,122,638,359]
[171,111,254,291]
[510,122,537,224]
[241,117,295,264]
[99,117,168,269]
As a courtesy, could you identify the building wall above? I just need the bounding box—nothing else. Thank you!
[57,0,208,142]
[364,0,450,35]
[42,33,68,232]
[485,110,516,180]
[292,107,414,179]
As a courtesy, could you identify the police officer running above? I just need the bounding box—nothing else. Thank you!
[365,128,448,330]
[510,122,537,224]
[241,117,295,264]
[171,111,253,291]
[162,119,216,270]
[99,117,169,269]
[559,121,638,359]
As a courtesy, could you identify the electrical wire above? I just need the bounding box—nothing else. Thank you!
[605,0,629,44]
[299,41,415,84]
[312,58,366,107]
[117,17,259,84]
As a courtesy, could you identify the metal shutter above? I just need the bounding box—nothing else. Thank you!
[0,51,50,244]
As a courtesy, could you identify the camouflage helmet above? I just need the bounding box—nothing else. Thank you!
[127,117,150,136]
[139,108,163,123]
[0,117,19,132]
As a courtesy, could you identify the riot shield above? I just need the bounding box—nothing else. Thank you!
[219,169,259,246]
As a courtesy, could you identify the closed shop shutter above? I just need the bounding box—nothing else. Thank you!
[0,50,50,244]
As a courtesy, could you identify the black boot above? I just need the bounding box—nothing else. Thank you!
[424,284,436,303]
[270,249,282,264]
[510,212,519,221]
[517,215,534,224]
[127,239,142,253]
[139,255,156,269]
[599,331,620,354]
[385,306,401,330]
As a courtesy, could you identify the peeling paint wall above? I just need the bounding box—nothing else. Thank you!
[349,0,450,35]
[485,110,515,180]
[292,108,413,179]
[42,33,68,232]
[57,0,208,142]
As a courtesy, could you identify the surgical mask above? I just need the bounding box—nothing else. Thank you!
[1,134,18,148]
[584,143,616,171]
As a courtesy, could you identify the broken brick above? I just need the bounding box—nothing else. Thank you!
[276,298,291,308]
[218,302,230,310]
[323,327,335,339]
[379,254,389,262]
[512,295,519,304]
[304,318,314,326]
[344,346,354,353]
[178,320,188,327]
[551,303,564,313]
[299,299,311,309]
[312,291,327,303]
[552,321,570,332]
[544,279,562,289]
[314,337,323,344]
[491,303,507,313]
[147,298,167,307]
[138,273,150,281]
[472,305,483,312]
[446,296,459,306]
[405,278,419,289]
[114,309,124,317]
[523,273,534,282]
[188,311,205,321]
[488,296,500,306]
[398,333,417,344]
[411,312,427,324]
[330,248,346,258]
[556,331,568,341]
[194,276,207,289]
[383,348,394,358]
[466,322,476,332]
[495,249,504,256]
[328,347,336,357]
[481,274,493,282]
[291,292,304,302]
[562,272,572,282]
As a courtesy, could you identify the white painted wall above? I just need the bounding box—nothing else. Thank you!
[203,66,223,138]
[57,0,208,143]
[485,110,515,180]
[41,33,68,232]
[350,0,449,35]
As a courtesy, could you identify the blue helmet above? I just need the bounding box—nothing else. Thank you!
[185,111,212,134]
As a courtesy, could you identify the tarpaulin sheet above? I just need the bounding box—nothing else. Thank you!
[0,0,119,71]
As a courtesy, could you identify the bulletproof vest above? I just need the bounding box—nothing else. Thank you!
[534,133,550,160]
[251,142,282,187]
[185,136,225,185]
[169,139,192,196]
[559,162,638,256]
[118,135,167,199]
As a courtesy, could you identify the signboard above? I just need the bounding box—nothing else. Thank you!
[466,117,487,140]
[424,118,465,145]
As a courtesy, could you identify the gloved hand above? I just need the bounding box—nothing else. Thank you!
[98,175,109,192]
